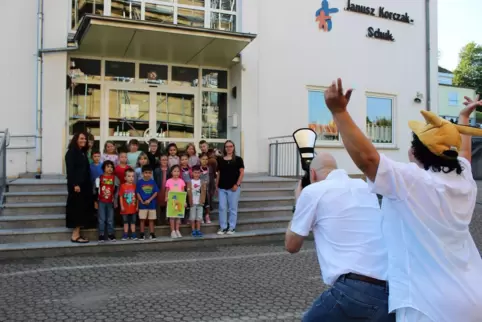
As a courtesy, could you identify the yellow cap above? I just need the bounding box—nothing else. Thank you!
[408,110,482,157]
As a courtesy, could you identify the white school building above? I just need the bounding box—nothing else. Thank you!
[1,0,438,178]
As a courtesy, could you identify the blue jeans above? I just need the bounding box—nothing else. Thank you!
[303,275,395,322]
[218,188,241,230]
[98,201,115,235]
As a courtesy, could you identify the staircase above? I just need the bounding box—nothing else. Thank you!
[0,174,297,259]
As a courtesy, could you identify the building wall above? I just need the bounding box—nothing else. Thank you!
[240,0,439,174]
[2,0,70,177]
[438,85,476,120]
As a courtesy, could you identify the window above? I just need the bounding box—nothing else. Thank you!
[202,69,227,89]
[366,96,394,144]
[69,84,101,136]
[172,66,199,87]
[105,61,135,83]
[156,93,195,139]
[107,90,150,138]
[202,92,228,139]
[448,92,458,106]
[71,0,105,29]
[139,64,168,84]
[70,58,101,81]
[308,89,339,141]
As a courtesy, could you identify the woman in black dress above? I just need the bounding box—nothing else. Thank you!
[65,132,95,243]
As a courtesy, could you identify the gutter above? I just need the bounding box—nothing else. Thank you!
[35,0,44,179]
[425,0,431,111]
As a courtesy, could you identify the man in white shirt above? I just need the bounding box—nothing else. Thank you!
[285,152,394,322]
[323,79,482,322]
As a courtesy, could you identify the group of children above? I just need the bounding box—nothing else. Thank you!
[88,137,218,242]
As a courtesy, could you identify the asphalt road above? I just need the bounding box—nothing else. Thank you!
[1,204,482,322]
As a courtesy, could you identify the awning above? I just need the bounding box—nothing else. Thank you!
[73,15,256,67]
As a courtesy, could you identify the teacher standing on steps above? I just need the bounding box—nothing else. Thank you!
[65,132,95,243]
[216,140,244,235]
[323,79,482,322]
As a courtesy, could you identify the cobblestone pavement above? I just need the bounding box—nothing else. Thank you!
[1,203,482,322]
[0,240,324,322]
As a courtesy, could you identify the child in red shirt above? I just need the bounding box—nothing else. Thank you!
[94,160,120,242]
[120,168,138,241]
[115,152,131,185]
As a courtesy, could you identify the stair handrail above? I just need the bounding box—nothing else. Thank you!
[0,129,10,209]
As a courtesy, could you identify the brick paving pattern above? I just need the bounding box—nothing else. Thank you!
[1,204,482,321]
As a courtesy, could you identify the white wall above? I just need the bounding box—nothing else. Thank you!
[41,0,70,175]
[0,2,38,176]
[240,0,438,174]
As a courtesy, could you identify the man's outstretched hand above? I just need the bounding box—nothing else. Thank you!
[324,78,353,114]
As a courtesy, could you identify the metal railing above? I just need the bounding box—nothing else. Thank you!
[0,129,10,206]
[268,136,301,177]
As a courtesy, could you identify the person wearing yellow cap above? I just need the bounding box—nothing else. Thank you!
[323,78,482,322]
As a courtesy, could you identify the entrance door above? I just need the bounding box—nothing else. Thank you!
[103,84,198,152]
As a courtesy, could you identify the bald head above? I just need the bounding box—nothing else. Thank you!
[309,152,338,182]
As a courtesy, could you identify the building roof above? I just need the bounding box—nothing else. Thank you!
[438,66,452,74]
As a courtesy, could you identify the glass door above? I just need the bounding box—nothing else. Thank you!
[104,85,198,153]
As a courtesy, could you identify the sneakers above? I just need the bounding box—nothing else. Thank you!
[176,230,182,238]
[121,233,128,241]
[98,235,105,243]
[150,233,157,240]
[226,229,236,235]
[171,231,178,239]
[130,233,138,241]
[192,230,204,237]
[108,234,116,242]
[139,233,145,241]
[205,215,212,224]
[217,229,227,235]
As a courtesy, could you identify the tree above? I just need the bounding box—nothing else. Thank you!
[453,42,482,94]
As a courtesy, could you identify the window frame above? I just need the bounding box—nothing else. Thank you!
[306,85,343,148]
[365,92,397,148]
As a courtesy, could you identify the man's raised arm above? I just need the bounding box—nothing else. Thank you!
[324,79,380,182]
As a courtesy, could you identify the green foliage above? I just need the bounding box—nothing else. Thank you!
[453,42,482,95]
[366,116,392,127]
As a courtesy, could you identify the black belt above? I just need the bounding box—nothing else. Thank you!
[342,273,387,287]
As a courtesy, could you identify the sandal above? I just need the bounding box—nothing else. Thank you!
[71,236,89,244]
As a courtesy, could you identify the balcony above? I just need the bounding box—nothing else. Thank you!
[71,0,238,33]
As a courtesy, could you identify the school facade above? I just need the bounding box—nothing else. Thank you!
[1,0,438,178]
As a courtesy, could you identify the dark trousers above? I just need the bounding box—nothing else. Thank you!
[302,275,395,322]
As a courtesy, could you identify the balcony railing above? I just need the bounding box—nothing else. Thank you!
[71,0,238,32]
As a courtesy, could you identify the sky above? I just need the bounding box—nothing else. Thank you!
[438,0,482,72]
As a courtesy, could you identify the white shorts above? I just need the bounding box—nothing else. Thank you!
[396,308,433,322]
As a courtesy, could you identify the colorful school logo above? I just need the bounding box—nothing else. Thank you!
[315,0,339,32]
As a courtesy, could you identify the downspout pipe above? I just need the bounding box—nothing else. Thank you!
[35,0,44,179]
[425,0,431,111]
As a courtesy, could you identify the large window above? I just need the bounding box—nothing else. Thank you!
[107,90,150,138]
[448,92,459,106]
[307,89,339,142]
[366,96,394,144]
[202,92,227,139]
[69,84,102,136]
[70,0,237,32]
[156,93,195,139]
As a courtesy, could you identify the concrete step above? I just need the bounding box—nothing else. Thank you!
[0,214,65,229]
[211,205,292,219]
[240,188,294,198]
[1,202,65,215]
[0,227,286,259]
[4,188,294,203]
[5,191,68,203]
[241,177,297,189]
[213,196,294,208]
[8,179,67,193]
[0,216,290,243]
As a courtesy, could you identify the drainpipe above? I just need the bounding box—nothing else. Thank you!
[425,0,431,111]
[35,0,44,179]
